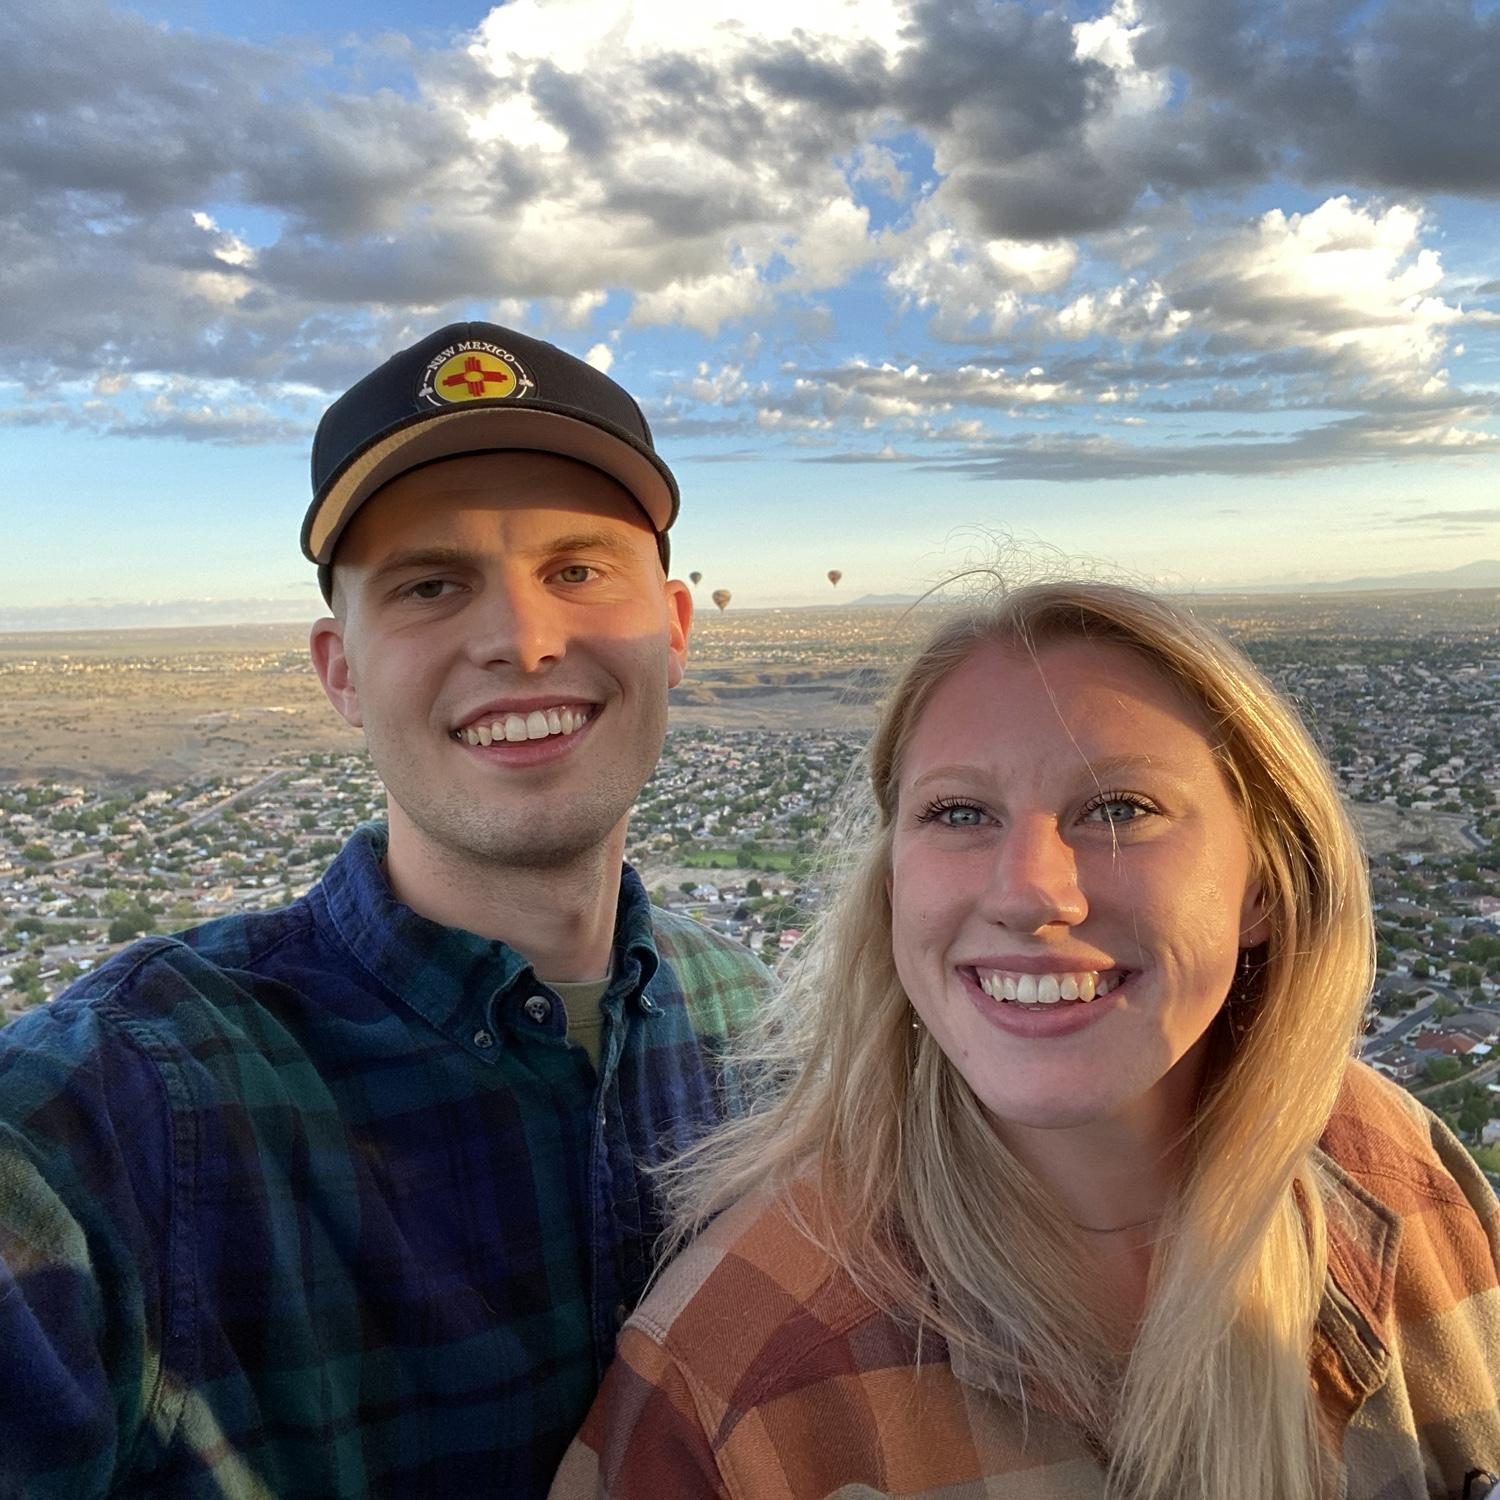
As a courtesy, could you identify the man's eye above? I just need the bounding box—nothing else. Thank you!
[405,579,452,600]
[554,564,598,585]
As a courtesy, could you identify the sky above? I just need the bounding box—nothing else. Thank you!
[3,0,1499,628]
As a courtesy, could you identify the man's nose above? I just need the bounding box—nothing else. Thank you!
[466,580,566,675]
[979,816,1088,932]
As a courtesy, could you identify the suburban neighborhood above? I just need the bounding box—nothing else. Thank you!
[3,619,1499,1176]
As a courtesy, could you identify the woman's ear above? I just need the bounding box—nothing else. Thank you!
[1239,876,1270,949]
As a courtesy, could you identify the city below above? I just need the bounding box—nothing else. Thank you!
[2,593,1498,1179]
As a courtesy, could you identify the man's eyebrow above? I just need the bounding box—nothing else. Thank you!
[514,529,641,560]
[363,530,642,586]
[365,546,478,587]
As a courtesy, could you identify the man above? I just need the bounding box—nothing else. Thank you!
[0,324,773,1498]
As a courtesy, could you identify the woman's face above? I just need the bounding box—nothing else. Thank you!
[889,638,1268,1140]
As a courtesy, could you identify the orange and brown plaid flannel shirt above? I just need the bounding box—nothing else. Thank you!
[552,1063,1500,1498]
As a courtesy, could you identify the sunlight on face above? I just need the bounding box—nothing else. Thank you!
[889,638,1267,1144]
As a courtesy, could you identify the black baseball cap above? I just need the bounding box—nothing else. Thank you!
[303,322,680,600]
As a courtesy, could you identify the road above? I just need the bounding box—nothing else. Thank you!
[1413,1054,1500,1101]
[45,769,290,871]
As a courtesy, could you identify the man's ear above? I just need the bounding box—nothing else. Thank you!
[664,579,693,690]
[309,617,363,728]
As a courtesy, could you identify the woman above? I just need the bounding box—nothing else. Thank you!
[553,582,1500,1500]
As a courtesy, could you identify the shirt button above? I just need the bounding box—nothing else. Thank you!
[614,1302,628,1329]
[523,994,552,1025]
[473,1029,494,1049]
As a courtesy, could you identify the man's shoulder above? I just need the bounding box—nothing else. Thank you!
[646,906,775,1030]
[3,898,326,1076]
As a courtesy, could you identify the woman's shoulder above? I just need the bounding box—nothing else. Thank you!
[626,1180,892,1383]
[1317,1060,1498,1333]
[1318,1064,1500,1493]
[1322,1058,1499,1217]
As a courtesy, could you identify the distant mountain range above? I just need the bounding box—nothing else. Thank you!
[1216,559,1500,594]
[851,560,1500,606]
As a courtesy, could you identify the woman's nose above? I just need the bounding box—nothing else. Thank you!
[979,817,1088,932]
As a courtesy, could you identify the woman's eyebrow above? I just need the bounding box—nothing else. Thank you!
[908,763,984,793]
[1072,753,1167,781]
[908,753,1176,793]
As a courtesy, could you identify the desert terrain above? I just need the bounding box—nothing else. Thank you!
[1,592,1494,863]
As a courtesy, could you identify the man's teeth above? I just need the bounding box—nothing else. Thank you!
[975,969,1123,1005]
[458,708,591,746]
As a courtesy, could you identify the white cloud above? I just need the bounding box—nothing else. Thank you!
[887,222,1081,341]
[582,342,613,372]
[630,265,767,337]
[1041,278,1188,343]
[1171,197,1468,396]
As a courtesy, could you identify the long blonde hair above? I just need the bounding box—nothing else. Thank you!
[664,582,1373,1500]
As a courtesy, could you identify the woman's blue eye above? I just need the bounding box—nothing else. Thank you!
[918,799,986,826]
[1084,795,1152,824]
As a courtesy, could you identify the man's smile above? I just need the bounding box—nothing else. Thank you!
[450,703,598,745]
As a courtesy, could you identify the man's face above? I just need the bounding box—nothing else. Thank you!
[311,451,691,870]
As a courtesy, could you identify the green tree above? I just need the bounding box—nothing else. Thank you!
[107,908,156,944]
[1423,1055,1464,1085]
[1470,1144,1500,1174]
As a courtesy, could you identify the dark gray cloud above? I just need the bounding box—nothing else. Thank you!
[913,407,1498,482]
[879,0,1500,238]
[1132,0,1500,199]
[1391,508,1500,526]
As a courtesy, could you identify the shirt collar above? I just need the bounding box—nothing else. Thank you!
[312,823,660,1055]
[1309,1146,1400,1420]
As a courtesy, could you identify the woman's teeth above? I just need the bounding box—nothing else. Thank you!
[974,969,1123,1005]
[457,707,591,746]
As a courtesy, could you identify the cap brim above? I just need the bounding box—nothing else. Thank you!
[304,405,678,565]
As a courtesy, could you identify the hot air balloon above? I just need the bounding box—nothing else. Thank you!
[827,569,842,587]
[689,571,703,587]
[711,589,732,613]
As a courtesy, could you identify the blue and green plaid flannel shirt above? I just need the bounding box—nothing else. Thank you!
[0,824,772,1498]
